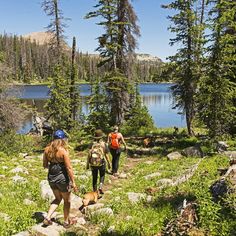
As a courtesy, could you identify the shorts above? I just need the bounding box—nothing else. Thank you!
[49,181,71,192]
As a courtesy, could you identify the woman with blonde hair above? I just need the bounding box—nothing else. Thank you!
[43,129,78,228]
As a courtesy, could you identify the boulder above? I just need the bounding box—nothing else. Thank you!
[223,151,236,159]
[225,164,236,186]
[146,195,153,203]
[12,231,30,236]
[167,151,183,160]
[40,180,54,201]
[156,178,173,187]
[144,172,161,180]
[12,175,27,183]
[91,207,113,217]
[216,141,229,153]
[210,179,228,201]
[31,223,65,236]
[11,166,29,175]
[127,192,146,204]
[182,146,203,158]
[85,203,104,216]
[70,193,83,211]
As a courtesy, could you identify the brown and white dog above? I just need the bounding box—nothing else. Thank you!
[79,190,100,212]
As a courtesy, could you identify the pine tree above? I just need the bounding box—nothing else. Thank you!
[85,76,111,133]
[86,0,140,125]
[45,62,71,130]
[163,0,206,136]
[197,0,236,137]
[41,0,69,58]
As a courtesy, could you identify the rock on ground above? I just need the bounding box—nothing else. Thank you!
[91,207,113,217]
[167,151,183,160]
[182,146,203,158]
[40,180,54,202]
[127,192,146,204]
[156,178,173,187]
[12,231,30,236]
[12,175,27,183]
[31,223,65,236]
[223,151,236,159]
[11,166,29,175]
[144,172,161,180]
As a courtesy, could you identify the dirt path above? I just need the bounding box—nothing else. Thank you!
[102,157,146,192]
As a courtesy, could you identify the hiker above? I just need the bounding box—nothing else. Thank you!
[86,129,111,194]
[107,125,127,177]
[43,129,78,228]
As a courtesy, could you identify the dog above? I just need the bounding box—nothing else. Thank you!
[79,190,100,212]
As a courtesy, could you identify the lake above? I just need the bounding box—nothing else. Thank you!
[15,83,186,133]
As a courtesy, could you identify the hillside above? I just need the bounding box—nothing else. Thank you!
[23,32,53,45]
[23,32,163,64]
[0,32,163,83]
[23,31,70,50]
[136,53,162,64]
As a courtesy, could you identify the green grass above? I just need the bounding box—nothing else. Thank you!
[0,134,235,236]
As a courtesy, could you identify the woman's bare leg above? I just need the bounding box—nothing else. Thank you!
[46,189,62,220]
[61,191,71,223]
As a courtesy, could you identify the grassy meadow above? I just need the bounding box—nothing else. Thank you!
[0,131,235,236]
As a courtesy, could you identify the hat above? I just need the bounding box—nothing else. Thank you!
[94,129,105,139]
[54,130,66,139]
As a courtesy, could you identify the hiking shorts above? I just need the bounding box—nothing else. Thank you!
[49,181,71,193]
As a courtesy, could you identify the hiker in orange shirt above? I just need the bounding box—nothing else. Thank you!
[107,125,127,177]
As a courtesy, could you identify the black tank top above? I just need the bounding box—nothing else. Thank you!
[48,162,69,183]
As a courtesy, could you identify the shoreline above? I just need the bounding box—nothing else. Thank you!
[11,81,173,86]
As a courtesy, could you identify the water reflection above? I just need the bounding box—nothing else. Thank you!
[16,84,185,133]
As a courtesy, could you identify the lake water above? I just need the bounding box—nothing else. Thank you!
[15,83,186,133]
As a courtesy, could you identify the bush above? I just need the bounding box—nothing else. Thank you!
[121,97,155,136]
[0,131,36,155]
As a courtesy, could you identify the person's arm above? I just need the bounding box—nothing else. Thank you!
[107,133,111,145]
[104,143,111,169]
[63,149,78,192]
[43,152,49,169]
[120,133,127,150]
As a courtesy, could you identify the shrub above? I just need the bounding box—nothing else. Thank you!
[0,131,36,155]
[121,96,155,136]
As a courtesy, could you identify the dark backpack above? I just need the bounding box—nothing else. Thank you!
[89,142,104,167]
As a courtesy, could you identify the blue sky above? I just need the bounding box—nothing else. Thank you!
[0,0,177,61]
